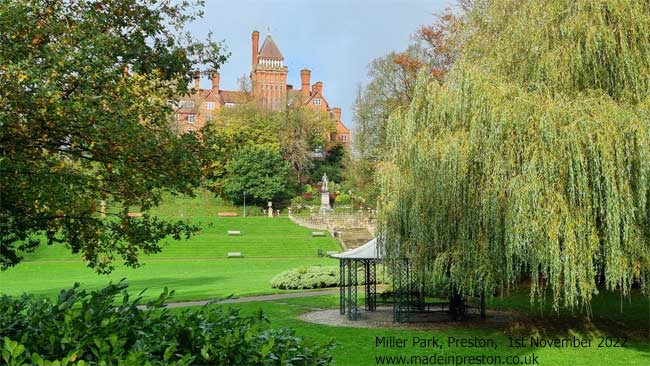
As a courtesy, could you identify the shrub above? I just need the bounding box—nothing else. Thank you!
[271,266,339,289]
[271,265,391,290]
[334,193,350,205]
[0,282,333,366]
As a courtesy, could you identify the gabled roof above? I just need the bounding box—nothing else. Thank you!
[305,91,328,108]
[258,34,284,60]
[219,90,247,104]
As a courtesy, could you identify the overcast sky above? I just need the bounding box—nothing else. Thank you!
[188,0,452,129]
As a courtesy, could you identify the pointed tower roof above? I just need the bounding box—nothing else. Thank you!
[258,33,284,60]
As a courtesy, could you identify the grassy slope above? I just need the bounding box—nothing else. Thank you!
[0,192,342,301]
[216,295,650,366]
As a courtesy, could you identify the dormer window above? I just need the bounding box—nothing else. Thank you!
[312,98,321,105]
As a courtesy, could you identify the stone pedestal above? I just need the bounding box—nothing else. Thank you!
[320,192,332,212]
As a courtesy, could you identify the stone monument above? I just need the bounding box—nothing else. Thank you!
[320,173,332,212]
[268,201,274,218]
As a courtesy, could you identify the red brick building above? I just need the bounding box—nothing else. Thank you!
[175,30,350,148]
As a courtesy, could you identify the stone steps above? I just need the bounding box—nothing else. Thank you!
[336,228,373,250]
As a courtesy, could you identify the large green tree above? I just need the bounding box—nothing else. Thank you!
[379,0,650,311]
[203,102,335,193]
[0,0,227,272]
[221,145,292,206]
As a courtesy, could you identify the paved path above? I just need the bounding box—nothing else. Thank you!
[162,289,339,308]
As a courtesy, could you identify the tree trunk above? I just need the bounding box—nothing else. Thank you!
[449,289,465,321]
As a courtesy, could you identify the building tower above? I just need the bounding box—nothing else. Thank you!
[251,30,288,111]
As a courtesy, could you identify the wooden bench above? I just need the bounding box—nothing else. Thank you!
[227,230,241,236]
[218,212,239,217]
[311,231,326,237]
[127,212,143,218]
[227,252,243,258]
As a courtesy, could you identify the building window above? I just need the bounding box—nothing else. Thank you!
[206,115,214,122]
[225,102,236,108]
[181,100,195,109]
[341,135,347,142]
[175,113,181,121]
[206,102,215,110]
[313,98,321,105]
[187,114,196,123]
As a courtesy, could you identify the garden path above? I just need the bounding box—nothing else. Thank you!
[162,289,339,308]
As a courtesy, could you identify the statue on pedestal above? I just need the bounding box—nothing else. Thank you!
[320,173,332,213]
[321,173,329,193]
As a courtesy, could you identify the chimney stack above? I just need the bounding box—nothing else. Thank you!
[193,71,201,91]
[252,30,260,68]
[331,107,341,122]
[312,81,323,94]
[211,72,220,93]
[300,69,311,98]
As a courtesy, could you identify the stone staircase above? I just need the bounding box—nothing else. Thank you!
[288,213,375,251]
[335,228,373,250]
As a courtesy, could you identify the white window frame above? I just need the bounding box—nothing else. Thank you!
[206,102,215,110]
[341,135,347,142]
[187,114,196,123]
[313,98,321,105]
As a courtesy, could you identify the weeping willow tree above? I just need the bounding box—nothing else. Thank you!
[378,0,650,313]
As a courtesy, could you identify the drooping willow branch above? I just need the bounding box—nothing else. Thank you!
[377,0,650,311]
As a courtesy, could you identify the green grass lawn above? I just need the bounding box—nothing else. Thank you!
[212,295,650,366]
[0,215,342,302]
[4,191,649,366]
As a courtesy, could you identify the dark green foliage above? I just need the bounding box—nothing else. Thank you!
[310,164,341,186]
[222,145,293,206]
[0,0,228,272]
[0,282,333,365]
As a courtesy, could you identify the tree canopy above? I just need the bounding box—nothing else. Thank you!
[0,0,227,272]
[378,0,650,311]
[222,145,292,206]
[203,101,336,197]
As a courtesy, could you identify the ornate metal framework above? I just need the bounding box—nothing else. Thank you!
[338,258,379,320]
[392,259,486,323]
[336,241,486,323]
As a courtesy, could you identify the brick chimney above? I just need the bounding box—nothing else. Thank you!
[300,69,311,98]
[312,81,323,95]
[252,30,260,68]
[211,72,220,93]
[193,71,201,91]
[331,107,341,122]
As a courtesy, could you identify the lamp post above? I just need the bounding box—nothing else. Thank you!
[243,190,247,218]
